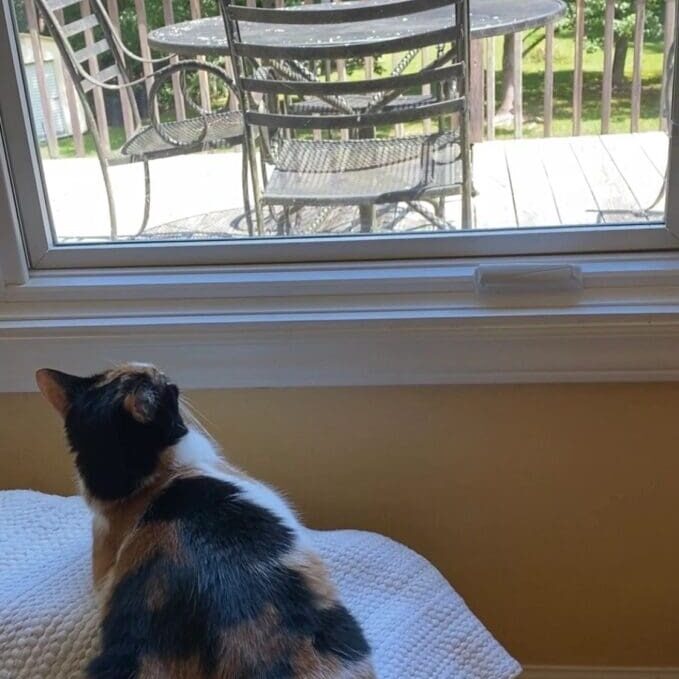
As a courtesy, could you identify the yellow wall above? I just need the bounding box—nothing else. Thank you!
[2,384,678,667]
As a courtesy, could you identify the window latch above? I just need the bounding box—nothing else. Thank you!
[474,264,583,295]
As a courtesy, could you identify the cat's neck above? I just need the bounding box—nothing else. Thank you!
[170,427,243,479]
[87,427,240,587]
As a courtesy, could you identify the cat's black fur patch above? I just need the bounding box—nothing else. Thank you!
[313,604,371,662]
[64,373,187,501]
[89,476,371,678]
[141,476,294,563]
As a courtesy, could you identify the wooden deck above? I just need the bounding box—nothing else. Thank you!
[470,131,668,229]
[42,131,669,242]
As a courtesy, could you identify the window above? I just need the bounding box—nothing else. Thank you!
[2,0,679,392]
[1,0,678,270]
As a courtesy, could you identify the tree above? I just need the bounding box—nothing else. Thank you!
[564,0,664,87]
[496,34,517,120]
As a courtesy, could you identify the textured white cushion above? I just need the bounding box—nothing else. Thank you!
[0,490,521,679]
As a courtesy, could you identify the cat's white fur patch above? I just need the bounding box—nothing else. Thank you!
[172,428,302,535]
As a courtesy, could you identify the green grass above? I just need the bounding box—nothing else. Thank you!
[41,30,667,158]
[495,28,665,138]
[44,126,128,157]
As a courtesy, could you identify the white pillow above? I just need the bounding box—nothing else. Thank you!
[0,490,521,679]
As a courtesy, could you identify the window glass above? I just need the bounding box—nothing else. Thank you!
[7,0,671,245]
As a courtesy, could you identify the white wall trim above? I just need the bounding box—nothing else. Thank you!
[4,253,679,392]
[4,291,679,391]
[522,667,679,679]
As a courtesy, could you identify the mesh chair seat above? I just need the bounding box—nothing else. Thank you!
[287,93,438,116]
[264,132,462,206]
[121,111,243,159]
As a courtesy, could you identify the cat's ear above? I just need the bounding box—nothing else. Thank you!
[35,368,88,418]
[123,382,160,423]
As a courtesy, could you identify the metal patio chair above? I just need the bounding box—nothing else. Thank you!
[221,0,472,235]
[34,0,247,238]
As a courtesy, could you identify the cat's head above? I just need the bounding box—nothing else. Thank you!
[36,363,188,502]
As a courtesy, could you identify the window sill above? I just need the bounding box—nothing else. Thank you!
[3,252,679,392]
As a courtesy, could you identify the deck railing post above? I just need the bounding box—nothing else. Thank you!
[601,0,615,134]
[486,37,495,141]
[133,0,157,119]
[573,0,585,137]
[631,0,646,133]
[106,0,136,138]
[162,0,187,122]
[80,0,111,151]
[513,31,523,139]
[24,0,60,157]
[470,39,485,142]
[54,7,85,156]
[190,0,212,113]
[544,22,554,137]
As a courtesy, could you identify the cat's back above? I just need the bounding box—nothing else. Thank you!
[90,473,375,679]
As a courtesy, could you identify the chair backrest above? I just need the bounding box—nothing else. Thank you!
[221,0,470,134]
[33,0,142,127]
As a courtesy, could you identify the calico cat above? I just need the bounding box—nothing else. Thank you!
[36,363,376,679]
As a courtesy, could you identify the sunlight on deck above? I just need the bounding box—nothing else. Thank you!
[43,131,668,243]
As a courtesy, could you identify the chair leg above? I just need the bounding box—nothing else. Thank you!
[273,206,289,236]
[359,204,375,232]
[283,207,292,235]
[462,179,472,229]
[241,141,254,237]
[245,135,265,236]
[141,159,151,236]
[82,101,117,240]
[100,161,118,241]
[460,112,473,230]
[127,160,152,239]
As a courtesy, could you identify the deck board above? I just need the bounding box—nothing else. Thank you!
[471,141,517,229]
[536,136,599,226]
[639,130,670,175]
[504,138,561,227]
[600,133,664,213]
[566,135,647,223]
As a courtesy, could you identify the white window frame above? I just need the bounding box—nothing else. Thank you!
[3,0,679,269]
[3,0,679,392]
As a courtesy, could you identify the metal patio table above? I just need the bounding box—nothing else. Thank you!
[148,0,566,142]
[148,0,566,56]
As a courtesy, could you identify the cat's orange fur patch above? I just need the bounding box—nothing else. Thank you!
[283,549,337,609]
[96,362,162,387]
[114,521,182,584]
[351,660,379,679]
[291,638,377,678]
[217,604,290,674]
[145,575,168,611]
[290,637,333,676]
[90,456,177,587]
[35,369,71,417]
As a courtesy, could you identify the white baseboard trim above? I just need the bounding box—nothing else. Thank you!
[522,667,679,679]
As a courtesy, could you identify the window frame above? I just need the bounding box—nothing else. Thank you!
[4,0,679,393]
[3,0,679,270]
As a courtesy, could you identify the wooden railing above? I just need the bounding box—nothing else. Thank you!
[26,0,677,157]
[475,0,676,142]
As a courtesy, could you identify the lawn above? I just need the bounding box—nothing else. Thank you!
[493,27,666,138]
[41,28,667,158]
